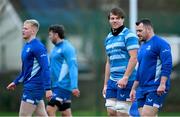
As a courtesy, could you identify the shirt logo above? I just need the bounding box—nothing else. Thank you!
[57,49,62,53]
[40,54,47,57]
[26,47,30,52]
[146,45,151,50]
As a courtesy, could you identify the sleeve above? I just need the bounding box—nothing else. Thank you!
[33,44,51,90]
[136,65,140,82]
[63,43,78,90]
[159,41,173,78]
[13,69,24,85]
[125,32,139,50]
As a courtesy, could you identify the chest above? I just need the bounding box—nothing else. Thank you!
[105,36,126,53]
[138,43,159,62]
[50,47,64,63]
[21,45,34,62]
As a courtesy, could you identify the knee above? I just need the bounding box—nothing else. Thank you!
[105,99,117,116]
[46,106,56,116]
[19,111,28,116]
[107,108,117,116]
[141,110,152,116]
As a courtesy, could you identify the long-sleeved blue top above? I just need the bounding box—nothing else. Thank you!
[136,35,172,92]
[49,40,78,91]
[13,38,51,91]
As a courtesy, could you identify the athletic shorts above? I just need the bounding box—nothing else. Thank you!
[21,89,44,105]
[106,79,134,101]
[137,91,168,109]
[51,87,72,102]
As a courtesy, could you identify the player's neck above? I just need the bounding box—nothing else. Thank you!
[56,38,64,44]
[26,35,36,43]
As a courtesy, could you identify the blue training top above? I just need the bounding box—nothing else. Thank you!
[49,39,78,92]
[136,35,172,92]
[104,27,139,81]
[13,38,51,91]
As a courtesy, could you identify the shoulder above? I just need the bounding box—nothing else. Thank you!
[123,28,138,40]
[31,38,47,52]
[63,40,75,51]
[153,35,170,46]
[105,32,113,41]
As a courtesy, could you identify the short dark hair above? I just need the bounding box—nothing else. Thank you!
[48,24,65,39]
[136,18,153,27]
[108,7,126,19]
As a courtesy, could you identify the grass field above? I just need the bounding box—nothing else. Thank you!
[0,111,180,116]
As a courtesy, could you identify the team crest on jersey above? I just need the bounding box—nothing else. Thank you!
[146,45,151,50]
[57,48,62,53]
[26,47,30,52]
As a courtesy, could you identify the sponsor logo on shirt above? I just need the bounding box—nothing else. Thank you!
[162,49,169,53]
[40,54,47,57]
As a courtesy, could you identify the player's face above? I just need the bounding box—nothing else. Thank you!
[49,31,57,44]
[22,23,34,40]
[136,23,147,42]
[109,13,124,29]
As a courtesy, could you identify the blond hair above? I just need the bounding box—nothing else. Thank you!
[24,19,40,32]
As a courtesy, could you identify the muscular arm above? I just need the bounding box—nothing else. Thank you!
[124,49,138,77]
[117,49,138,88]
[102,57,110,97]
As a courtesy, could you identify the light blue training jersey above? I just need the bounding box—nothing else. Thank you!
[104,27,139,81]
[49,39,78,92]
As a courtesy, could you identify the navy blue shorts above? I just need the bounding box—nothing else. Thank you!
[22,89,44,105]
[106,79,134,101]
[51,87,72,102]
[137,91,168,109]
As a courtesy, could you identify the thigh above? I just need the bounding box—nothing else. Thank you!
[22,89,44,105]
[19,101,36,116]
[136,91,146,108]
[61,108,72,116]
[117,81,134,101]
[145,91,168,108]
[142,105,158,116]
[34,100,48,116]
[52,87,72,101]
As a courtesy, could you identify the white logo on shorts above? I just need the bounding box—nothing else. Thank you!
[147,98,153,102]
[120,94,125,97]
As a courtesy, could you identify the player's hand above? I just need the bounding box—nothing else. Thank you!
[102,85,107,98]
[157,84,166,96]
[130,89,136,102]
[46,90,52,101]
[72,89,80,97]
[6,82,16,90]
[117,76,128,88]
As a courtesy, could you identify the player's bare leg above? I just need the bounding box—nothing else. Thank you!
[138,107,143,116]
[46,105,58,117]
[19,101,36,117]
[141,105,158,117]
[62,108,72,117]
[107,108,117,116]
[34,100,48,117]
